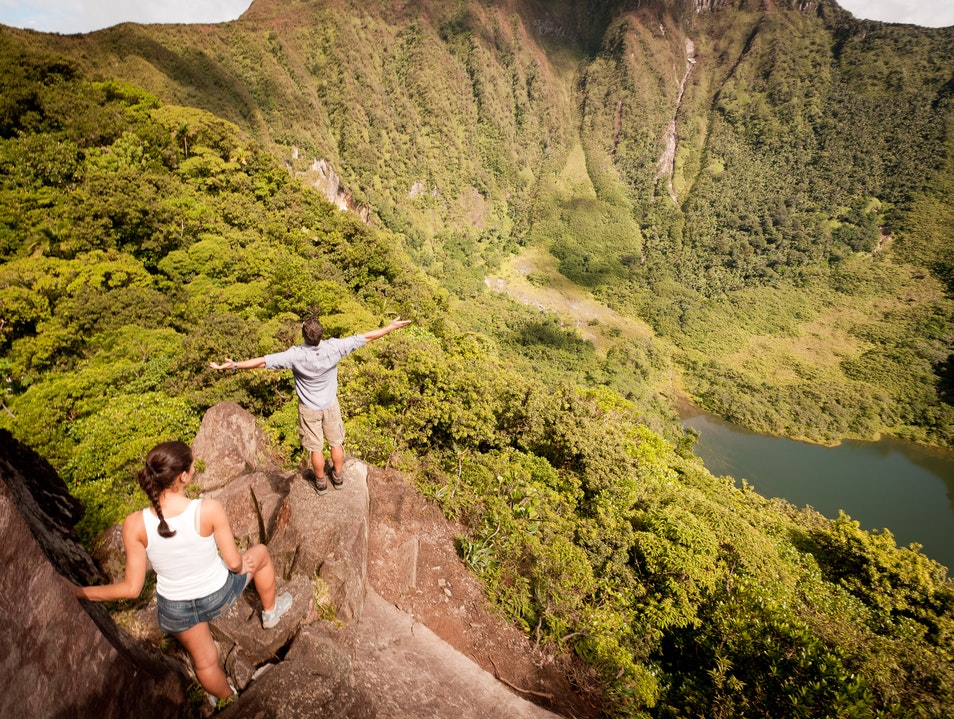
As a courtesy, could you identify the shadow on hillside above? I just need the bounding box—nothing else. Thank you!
[108,28,257,128]
[935,353,954,407]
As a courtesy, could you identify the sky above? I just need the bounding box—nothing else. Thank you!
[839,0,954,27]
[0,1,254,34]
[0,0,951,35]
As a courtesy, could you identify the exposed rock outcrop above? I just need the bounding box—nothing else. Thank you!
[0,429,188,719]
[653,37,697,204]
[291,156,372,223]
[193,401,283,492]
[2,403,595,718]
[365,467,600,717]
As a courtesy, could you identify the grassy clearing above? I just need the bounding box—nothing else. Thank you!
[485,245,655,353]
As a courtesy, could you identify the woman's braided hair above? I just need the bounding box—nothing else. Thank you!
[138,441,193,538]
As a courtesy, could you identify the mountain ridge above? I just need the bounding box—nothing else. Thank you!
[3,3,954,715]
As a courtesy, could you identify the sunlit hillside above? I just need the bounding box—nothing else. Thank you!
[2,0,953,715]
[19,0,953,448]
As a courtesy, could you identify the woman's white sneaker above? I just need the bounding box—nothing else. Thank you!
[262,592,293,629]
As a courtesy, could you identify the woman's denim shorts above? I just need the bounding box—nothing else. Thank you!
[156,571,251,634]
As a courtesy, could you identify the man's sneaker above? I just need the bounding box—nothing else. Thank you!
[311,476,329,495]
[330,467,344,489]
[262,592,293,629]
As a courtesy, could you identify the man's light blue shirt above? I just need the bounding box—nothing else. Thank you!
[264,335,367,410]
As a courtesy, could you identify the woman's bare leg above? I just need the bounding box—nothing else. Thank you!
[176,622,232,699]
[242,543,277,611]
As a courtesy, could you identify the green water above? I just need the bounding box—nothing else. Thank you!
[682,411,954,572]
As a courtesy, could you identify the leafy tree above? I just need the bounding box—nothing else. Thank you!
[2,13,954,719]
[66,393,200,544]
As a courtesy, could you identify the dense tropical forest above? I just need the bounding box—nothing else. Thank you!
[1,0,953,716]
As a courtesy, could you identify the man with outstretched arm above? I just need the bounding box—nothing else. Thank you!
[211,316,412,494]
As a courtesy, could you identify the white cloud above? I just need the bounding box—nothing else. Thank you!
[838,0,954,27]
[0,0,253,35]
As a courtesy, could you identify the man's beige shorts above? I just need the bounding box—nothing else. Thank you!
[298,401,345,452]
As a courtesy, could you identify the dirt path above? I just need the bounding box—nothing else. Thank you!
[484,247,654,354]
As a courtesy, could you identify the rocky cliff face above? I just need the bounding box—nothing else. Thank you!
[1,403,598,718]
[0,429,188,719]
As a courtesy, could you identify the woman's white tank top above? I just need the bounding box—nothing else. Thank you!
[143,499,229,601]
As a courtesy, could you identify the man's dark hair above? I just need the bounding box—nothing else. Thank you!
[302,317,324,346]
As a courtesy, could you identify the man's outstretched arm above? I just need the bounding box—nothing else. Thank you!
[209,356,267,371]
[363,316,412,342]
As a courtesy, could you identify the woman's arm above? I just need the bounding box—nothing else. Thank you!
[200,498,243,573]
[72,513,148,601]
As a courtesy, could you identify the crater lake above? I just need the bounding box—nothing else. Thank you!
[682,408,954,572]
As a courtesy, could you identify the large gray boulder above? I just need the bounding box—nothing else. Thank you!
[193,401,283,492]
[209,467,293,548]
[223,590,561,719]
[220,623,375,719]
[212,574,317,691]
[348,589,561,719]
[267,459,370,624]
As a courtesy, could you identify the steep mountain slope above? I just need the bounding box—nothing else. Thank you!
[3,6,954,717]
[15,0,954,448]
[567,0,954,444]
[32,0,578,239]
